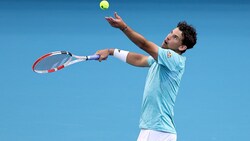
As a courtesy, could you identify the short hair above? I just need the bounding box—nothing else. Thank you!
[177,21,197,53]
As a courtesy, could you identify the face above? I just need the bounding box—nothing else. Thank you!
[161,27,186,53]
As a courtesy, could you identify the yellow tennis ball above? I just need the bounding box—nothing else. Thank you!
[100,0,109,10]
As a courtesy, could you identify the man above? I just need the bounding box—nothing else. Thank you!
[95,12,197,141]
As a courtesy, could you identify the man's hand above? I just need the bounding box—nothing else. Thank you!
[105,12,127,30]
[95,49,110,62]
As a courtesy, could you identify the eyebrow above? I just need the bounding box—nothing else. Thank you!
[171,31,180,39]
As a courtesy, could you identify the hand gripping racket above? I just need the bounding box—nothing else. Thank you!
[32,51,100,73]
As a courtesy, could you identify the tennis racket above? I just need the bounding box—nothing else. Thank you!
[32,51,100,73]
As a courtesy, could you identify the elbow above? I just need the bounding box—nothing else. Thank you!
[137,40,147,49]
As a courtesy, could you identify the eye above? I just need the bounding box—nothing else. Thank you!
[173,35,178,40]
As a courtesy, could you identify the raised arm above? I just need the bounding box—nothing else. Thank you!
[105,12,158,60]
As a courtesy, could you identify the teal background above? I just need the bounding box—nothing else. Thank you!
[0,0,250,140]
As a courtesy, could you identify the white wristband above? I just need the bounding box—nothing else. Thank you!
[113,49,129,62]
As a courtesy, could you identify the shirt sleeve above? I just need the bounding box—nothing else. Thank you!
[157,47,182,71]
[147,56,155,66]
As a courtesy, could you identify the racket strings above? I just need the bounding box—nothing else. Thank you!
[34,54,72,71]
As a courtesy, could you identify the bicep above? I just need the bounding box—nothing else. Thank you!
[126,52,150,67]
[142,41,158,61]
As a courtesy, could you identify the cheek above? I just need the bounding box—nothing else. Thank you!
[171,40,180,45]
[168,41,180,48]
[168,40,175,46]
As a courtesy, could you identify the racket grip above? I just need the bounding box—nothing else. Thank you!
[87,54,100,60]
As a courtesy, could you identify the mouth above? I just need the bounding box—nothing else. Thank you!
[162,40,168,48]
[164,40,168,46]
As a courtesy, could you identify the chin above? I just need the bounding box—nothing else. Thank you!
[161,44,167,49]
[162,46,169,49]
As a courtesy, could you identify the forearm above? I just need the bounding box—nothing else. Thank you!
[120,26,158,60]
[107,48,149,67]
[120,26,148,50]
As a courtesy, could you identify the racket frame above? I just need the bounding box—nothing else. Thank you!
[32,51,99,73]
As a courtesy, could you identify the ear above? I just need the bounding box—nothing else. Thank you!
[179,45,187,52]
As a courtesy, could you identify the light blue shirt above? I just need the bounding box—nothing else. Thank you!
[139,47,186,134]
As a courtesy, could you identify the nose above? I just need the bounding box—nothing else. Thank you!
[166,35,171,41]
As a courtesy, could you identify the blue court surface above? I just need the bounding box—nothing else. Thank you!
[0,0,250,141]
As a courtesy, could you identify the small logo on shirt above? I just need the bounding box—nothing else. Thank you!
[167,51,172,58]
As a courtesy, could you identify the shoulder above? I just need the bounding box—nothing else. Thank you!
[158,47,186,71]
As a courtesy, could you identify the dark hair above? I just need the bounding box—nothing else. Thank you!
[177,21,197,53]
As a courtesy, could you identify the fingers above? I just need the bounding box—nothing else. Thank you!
[98,56,108,62]
[105,17,112,23]
[105,16,115,23]
[95,50,108,62]
[105,12,120,22]
[105,17,114,26]
[105,16,112,21]
[105,12,119,20]
[114,12,120,19]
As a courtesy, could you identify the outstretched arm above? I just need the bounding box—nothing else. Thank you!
[105,12,158,61]
[96,49,149,67]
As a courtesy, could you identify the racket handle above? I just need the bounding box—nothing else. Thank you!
[87,54,100,60]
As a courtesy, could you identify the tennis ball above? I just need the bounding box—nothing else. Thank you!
[100,0,109,10]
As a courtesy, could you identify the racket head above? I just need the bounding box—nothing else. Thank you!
[32,51,73,73]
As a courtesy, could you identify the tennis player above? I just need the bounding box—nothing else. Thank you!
[96,12,197,141]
